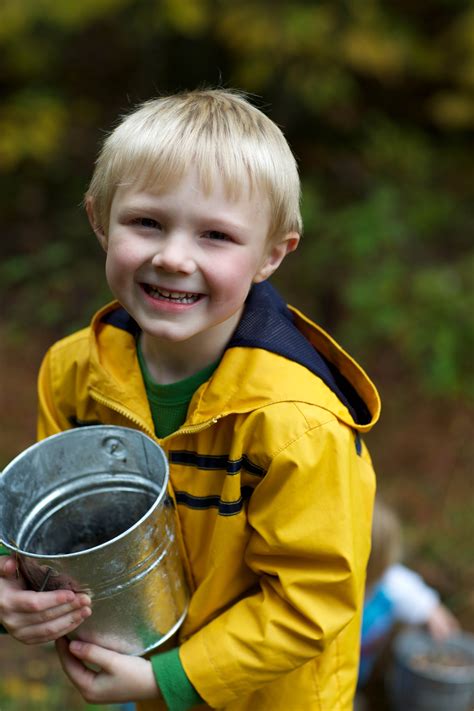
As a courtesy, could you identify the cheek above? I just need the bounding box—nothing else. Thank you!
[104,249,121,285]
[104,254,117,288]
[105,255,131,297]
[105,242,139,283]
[209,254,261,303]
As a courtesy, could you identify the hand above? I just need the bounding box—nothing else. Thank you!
[0,556,91,644]
[426,603,460,641]
[56,637,160,704]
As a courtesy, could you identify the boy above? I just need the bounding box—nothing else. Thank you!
[0,89,380,710]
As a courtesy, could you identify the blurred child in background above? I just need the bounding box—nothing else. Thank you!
[358,497,460,689]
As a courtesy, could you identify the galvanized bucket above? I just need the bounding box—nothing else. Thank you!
[389,629,474,711]
[0,425,189,656]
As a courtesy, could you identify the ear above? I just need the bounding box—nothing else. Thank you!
[253,232,300,283]
[85,196,108,252]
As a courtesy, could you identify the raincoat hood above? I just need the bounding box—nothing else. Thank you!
[96,280,380,434]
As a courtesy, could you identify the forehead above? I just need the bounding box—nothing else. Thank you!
[115,166,265,208]
[118,155,259,200]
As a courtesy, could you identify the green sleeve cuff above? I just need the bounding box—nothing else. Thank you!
[151,647,203,711]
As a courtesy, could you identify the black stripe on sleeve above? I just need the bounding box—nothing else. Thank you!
[174,486,254,516]
[170,451,266,478]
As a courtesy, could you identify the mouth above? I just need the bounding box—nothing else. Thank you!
[142,284,203,304]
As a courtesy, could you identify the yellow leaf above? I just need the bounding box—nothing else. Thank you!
[162,0,209,35]
[341,28,405,78]
[429,92,474,129]
[0,1,31,42]
[0,95,67,171]
[2,675,26,699]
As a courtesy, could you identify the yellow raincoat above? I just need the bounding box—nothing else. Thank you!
[37,283,380,710]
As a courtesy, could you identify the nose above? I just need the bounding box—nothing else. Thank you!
[151,233,196,274]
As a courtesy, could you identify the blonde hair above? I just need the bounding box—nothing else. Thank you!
[86,88,302,240]
[366,498,403,589]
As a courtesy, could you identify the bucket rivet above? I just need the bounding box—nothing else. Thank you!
[102,437,127,462]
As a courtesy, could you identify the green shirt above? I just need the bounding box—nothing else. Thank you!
[137,340,218,438]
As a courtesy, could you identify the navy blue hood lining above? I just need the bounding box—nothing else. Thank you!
[228,282,371,425]
[101,308,141,337]
[100,282,371,426]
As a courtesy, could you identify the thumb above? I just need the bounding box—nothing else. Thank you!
[68,640,122,672]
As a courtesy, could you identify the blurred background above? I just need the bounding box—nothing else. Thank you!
[0,0,473,708]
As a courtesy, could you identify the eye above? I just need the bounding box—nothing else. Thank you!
[206,230,231,242]
[134,217,161,229]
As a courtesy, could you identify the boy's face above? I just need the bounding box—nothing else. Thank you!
[91,169,298,358]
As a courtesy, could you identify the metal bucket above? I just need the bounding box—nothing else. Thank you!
[389,629,474,711]
[0,425,189,656]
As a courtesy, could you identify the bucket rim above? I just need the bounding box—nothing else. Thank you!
[393,629,474,684]
[0,425,170,560]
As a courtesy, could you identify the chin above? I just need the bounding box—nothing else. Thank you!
[142,325,194,343]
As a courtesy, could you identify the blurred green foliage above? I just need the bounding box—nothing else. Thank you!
[1,0,473,398]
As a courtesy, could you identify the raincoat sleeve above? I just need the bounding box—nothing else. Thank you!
[179,413,375,707]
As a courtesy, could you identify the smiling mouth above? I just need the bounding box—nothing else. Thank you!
[143,284,203,304]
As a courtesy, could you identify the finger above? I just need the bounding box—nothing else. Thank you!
[56,637,97,686]
[68,639,123,673]
[15,605,92,644]
[62,640,157,704]
[1,590,90,635]
[0,557,17,577]
[22,593,90,622]
[8,589,87,613]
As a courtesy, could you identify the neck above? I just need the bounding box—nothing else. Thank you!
[140,311,242,384]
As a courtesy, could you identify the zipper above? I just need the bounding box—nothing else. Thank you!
[90,389,222,440]
[90,390,155,438]
[173,415,222,437]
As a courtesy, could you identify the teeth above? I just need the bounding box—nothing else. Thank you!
[147,286,200,304]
